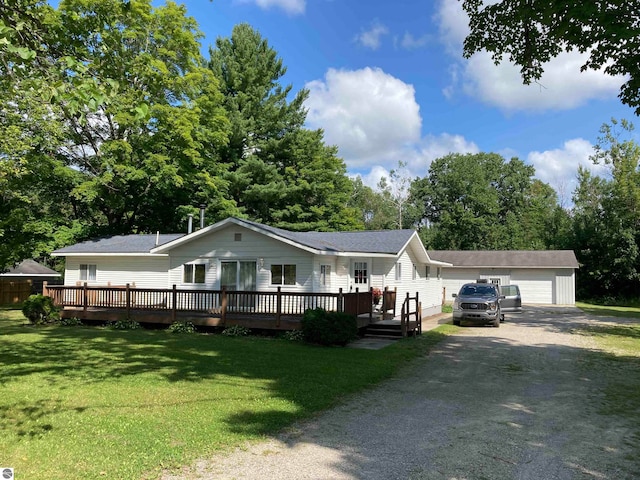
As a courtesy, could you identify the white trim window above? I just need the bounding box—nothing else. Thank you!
[271,264,297,286]
[183,264,206,284]
[425,265,431,279]
[395,262,402,282]
[412,264,417,280]
[320,264,331,286]
[353,261,368,285]
[437,267,442,279]
[80,264,97,282]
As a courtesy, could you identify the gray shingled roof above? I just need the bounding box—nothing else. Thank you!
[53,234,185,254]
[2,259,61,276]
[428,250,579,268]
[235,218,415,254]
[53,218,417,256]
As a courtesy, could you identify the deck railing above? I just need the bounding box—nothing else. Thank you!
[44,283,377,324]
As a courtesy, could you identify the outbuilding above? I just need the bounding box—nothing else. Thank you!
[428,250,579,305]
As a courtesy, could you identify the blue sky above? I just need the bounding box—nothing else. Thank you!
[177,0,636,204]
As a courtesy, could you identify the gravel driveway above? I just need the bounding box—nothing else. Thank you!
[164,307,639,479]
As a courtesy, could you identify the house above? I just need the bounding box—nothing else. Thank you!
[1,259,62,296]
[427,250,579,305]
[52,217,452,317]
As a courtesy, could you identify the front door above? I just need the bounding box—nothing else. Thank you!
[220,261,257,309]
[352,260,369,292]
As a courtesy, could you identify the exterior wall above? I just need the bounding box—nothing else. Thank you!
[64,256,169,289]
[554,269,576,305]
[167,225,315,292]
[442,267,576,305]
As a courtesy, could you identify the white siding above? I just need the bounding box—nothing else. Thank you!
[441,268,480,302]
[167,225,314,291]
[511,269,554,304]
[64,256,169,288]
[555,269,576,305]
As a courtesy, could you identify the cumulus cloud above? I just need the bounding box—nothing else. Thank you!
[399,32,431,50]
[237,0,305,15]
[435,0,624,112]
[354,21,389,50]
[527,138,609,203]
[305,67,422,166]
[306,67,481,187]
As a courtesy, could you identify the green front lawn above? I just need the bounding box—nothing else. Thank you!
[0,310,454,480]
[577,301,640,320]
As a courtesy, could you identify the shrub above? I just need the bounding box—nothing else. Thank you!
[58,317,83,327]
[22,294,60,324]
[221,325,250,337]
[282,329,304,342]
[301,307,358,346]
[108,319,141,330]
[168,321,196,334]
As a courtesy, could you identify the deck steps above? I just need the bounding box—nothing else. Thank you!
[365,320,419,338]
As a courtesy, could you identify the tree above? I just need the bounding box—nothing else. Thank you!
[411,152,559,250]
[348,177,396,230]
[462,0,640,114]
[376,161,421,229]
[208,23,360,231]
[571,119,640,299]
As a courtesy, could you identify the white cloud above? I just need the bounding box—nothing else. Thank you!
[435,0,624,112]
[400,32,431,50]
[527,138,608,203]
[305,67,421,166]
[355,21,389,50]
[236,0,305,15]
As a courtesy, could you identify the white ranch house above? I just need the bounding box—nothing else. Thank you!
[52,217,452,317]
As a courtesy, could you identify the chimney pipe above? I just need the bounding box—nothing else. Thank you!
[199,204,206,229]
[187,214,193,234]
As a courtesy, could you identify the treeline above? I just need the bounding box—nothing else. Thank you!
[1,1,639,301]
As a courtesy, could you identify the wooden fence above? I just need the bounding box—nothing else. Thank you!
[0,279,32,305]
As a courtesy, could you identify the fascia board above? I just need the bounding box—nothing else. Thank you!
[51,253,169,257]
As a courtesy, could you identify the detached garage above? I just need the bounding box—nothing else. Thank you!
[428,250,579,305]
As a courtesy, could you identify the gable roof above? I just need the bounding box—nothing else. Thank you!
[1,259,61,277]
[52,218,449,265]
[428,250,579,269]
[52,234,184,256]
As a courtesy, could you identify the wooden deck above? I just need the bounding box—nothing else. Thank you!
[44,283,421,336]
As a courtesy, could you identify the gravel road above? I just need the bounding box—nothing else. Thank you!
[164,307,639,479]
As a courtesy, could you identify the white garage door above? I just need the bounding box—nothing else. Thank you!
[511,269,554,304]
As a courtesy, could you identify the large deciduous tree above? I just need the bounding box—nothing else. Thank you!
[411,153,563,250]
[462,0,640,114]
[571,119,640,299]
[208,23,360,231]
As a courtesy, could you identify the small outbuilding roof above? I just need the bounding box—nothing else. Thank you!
[427,250,579,269]
[2,259,61,277]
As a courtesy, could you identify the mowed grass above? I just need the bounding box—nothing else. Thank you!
[0,309,452,479]
[576,303,640,459]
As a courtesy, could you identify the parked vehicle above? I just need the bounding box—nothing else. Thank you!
[499,284,522,314]
[452,282,503,327]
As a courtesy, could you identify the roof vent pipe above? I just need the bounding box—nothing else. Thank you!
[187,214,193,234]
[155,231,160,246]
[199,204,206,230]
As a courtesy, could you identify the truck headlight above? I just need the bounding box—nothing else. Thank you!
[488,302,497,311]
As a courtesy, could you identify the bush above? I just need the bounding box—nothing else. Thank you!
[221,325,250,337]
[282,329,305,342]
[168,321,196,334]
[108,319,141,330]
[58,317,83,327]
[301,307,358,346]
[22,294,60,324]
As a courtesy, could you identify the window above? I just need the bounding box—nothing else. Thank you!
[395,263,402,281]
[425,265,431,279]
[490,278,500,285]
[412,264,417,280]
[320,265,331,286]
[234,233,242,241]
[80,264,96,281]
[437,267,442,279]
[271,264,296,285]
[183,264,206,284]
[354,261,368,284]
